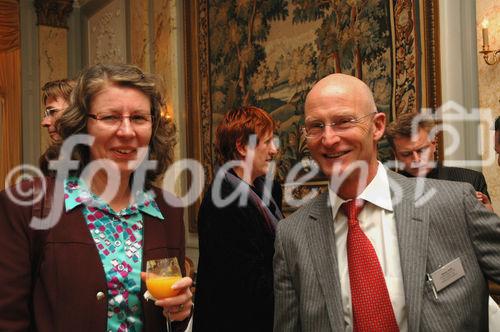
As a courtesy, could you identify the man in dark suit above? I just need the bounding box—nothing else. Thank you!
[385,111,492,210]
[273,74,500,331]
[495,116,500,166]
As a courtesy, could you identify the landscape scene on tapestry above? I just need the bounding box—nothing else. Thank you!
[208,0,402,181]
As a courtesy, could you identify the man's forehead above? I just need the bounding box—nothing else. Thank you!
[394,131,432,150]
[304,99,365,121]
[304,107,362,122]
[307,83,355,103]
[305,90,363,116]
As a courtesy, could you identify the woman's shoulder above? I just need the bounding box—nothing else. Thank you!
[0,176,56,207]
[150,186,183,211]
[199,178,244,210]
[0,177,57,235]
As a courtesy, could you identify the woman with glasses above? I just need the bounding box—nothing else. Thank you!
[0,64,192,331]
[41,78,76,142]
[193,106,283,332]
[39,78,76,175]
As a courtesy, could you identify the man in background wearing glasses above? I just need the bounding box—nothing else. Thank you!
[385,111,492,211]
[273,73,500,331]
[41,79,75,141]
[386,110,500,329]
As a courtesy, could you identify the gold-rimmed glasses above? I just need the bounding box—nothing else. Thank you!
[303,111,377,139]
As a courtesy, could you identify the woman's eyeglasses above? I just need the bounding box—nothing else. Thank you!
[43,108,62,118]
[87,113,154,128]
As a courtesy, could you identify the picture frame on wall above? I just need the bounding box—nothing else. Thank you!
[184,0,441,232]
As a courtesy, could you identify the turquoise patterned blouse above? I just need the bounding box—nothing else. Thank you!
[64,177,164,332]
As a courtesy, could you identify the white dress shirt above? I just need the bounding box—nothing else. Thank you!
[329,162,408,331]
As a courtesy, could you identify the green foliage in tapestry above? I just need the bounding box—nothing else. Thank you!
[208,0,395,180]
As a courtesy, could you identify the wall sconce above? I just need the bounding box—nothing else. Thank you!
[480,18,499,65]
[161,104,172,120]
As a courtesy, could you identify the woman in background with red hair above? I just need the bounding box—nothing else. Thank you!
[193,106,282,332]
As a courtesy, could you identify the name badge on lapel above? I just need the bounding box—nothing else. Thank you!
[429,257,465,293]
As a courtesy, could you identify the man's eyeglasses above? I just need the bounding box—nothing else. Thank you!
[303,112,377,139]
[87,113,154,127]
[43,108,62,118]
[397,144,434,159]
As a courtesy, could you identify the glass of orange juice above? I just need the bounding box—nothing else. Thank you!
[146,257,182,331]
[146,257,182,298]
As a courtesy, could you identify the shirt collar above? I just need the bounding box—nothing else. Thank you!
[64,177,164,220]
[328,162,393,218]
[134,190,164,220]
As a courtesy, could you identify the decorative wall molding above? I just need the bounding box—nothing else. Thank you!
[87,0,126,64]
[34,0,74,29]
[20,0,41,166]
[130,0,150,71]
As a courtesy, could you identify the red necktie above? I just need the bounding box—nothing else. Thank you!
[342,199,399,332]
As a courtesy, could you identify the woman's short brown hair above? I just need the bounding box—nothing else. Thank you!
[41,79,76,105]
[46,63,176,187]
[215,106,277,166]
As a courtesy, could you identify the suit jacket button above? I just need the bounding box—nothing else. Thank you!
[96,291,106,301]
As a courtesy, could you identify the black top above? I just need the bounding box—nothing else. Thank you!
[193,172,283,332]
[399,165,490,198]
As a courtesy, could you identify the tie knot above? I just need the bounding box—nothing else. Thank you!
[341,199,364,222]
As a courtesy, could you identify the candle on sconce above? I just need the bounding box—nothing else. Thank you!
[161,104,173,120]
[482,18,490,50]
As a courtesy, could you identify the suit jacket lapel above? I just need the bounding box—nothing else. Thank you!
[306,192,346,331]
[388,172,429,332]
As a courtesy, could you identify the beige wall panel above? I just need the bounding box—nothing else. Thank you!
[152,0,198,261]
[477,0,500,211]
[130,0,150,71]
[153,0,174,117]
[38,26,68,153]
[87,0,127,65]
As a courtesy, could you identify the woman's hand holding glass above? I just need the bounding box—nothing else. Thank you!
[143,258,193,324]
